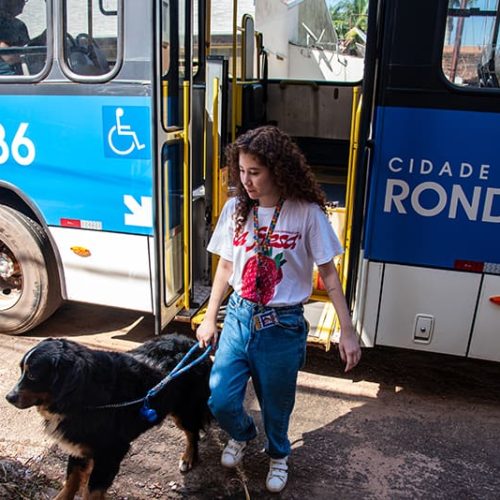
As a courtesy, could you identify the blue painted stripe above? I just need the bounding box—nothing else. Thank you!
[0,95,154,235]
[364,106,500,270]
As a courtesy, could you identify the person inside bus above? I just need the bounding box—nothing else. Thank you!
[196,125,361,493]
[0,0,29,75]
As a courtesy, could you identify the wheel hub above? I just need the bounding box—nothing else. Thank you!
[0,246,22,310]
[0,251,15,279]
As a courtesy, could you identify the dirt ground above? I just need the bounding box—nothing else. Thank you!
[2,302,500,499]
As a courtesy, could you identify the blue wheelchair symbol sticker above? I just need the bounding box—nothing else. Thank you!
[103,106,150,159]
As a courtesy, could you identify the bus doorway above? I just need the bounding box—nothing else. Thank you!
[188,0,366,350]
[155,0,216,332]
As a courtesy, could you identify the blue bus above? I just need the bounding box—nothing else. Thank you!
[1,0,499,363]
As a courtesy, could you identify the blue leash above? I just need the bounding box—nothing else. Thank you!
[90,343,212,423]
[140,343,212,422]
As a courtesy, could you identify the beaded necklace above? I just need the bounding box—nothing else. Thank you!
[252,198,284,305]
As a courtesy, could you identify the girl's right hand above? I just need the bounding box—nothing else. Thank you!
[196,319,218,349]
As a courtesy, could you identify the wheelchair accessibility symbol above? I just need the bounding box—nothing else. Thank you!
[103,105,150,159]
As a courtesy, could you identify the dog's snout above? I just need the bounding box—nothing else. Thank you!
[5,390,18,405]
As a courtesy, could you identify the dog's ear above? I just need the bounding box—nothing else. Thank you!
[50,341,89,411]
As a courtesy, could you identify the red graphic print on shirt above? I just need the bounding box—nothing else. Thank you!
[233,229,301,251]
[240,252,286,304]
[235,227,299,304]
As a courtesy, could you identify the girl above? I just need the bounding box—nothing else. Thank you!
[197,125,361,493]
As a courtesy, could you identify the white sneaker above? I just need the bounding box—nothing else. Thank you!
[221,439,247,468]
[266,457,288,493]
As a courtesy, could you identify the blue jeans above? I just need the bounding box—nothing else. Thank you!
[209,292,308,459]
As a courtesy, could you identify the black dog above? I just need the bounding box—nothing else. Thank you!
[6,334,212,499]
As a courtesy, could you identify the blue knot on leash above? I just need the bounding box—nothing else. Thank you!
[139,343,212,423]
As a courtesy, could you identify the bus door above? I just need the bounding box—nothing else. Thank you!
[155,0,211,332]
[357,0,500,359]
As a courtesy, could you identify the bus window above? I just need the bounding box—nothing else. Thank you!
[253,0,366,83]
[210,0,247,79]
[193,0,199,77]
[161,0,170,76]
[208,0,367,83]
[0,0,47,77]
[162,0,186,79]
[161,0,201,128]
[443,1,500,88]
[63,0,118,77]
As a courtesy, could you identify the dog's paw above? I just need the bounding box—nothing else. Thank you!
[178,458,193,473]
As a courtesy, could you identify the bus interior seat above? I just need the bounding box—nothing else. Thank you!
[66,33,109,75]
[23,30,110,75]
[75,33,109,72]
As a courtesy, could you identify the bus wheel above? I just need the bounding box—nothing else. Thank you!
[0,205,62,335]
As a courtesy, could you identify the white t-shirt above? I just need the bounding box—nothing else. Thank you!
[207,197,343,306]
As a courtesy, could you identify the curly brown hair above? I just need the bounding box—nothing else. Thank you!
[225,126,327,233]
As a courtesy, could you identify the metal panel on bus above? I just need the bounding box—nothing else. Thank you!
[468,275,500,362]
[50,227,154,312]
[376,264,481,356]
[356,260,383,348]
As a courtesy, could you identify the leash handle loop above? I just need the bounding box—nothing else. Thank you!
[146,343,212,399]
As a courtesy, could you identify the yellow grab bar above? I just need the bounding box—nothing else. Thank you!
[341,87,362,290]
[211,78,221,280]
[212,77,220,224]
[325,87,362,350]
[182,80,190,310]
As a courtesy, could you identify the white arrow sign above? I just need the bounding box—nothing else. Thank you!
[124,195,153,227]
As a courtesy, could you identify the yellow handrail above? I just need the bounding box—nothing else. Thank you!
[341,87,362,290]
[211,78,220,280]
[329,87,362,349]
[212,77,220,225]
[182,80,190,311]
[162,81,172,301]
[162,80,168,126]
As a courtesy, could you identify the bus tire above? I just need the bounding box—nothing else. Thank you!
[0,205,62,334]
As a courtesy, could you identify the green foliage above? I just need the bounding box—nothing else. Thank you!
[330,0,368,40]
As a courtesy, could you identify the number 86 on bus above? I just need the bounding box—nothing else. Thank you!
[0,123,36,167]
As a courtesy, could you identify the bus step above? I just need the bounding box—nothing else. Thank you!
[190,303,227,330]
[174,284,212,323]
[305,300,339,351]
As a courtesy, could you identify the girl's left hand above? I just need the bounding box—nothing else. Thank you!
[339,327,361,372]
